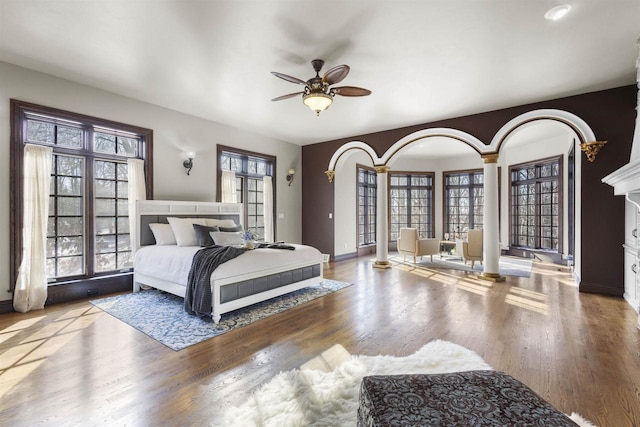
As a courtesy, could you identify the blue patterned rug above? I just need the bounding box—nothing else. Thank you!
[91,280,351,351]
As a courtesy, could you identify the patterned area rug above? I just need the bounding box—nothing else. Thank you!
[390,254,533,277]
[91,280,351,351]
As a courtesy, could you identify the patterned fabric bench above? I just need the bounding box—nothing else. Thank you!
[357,370,579,426]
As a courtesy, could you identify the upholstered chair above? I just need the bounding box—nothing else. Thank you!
[456,229,483,269]
[397,228,440,263]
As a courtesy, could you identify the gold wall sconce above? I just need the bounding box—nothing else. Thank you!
[286,168,296,186]
[580,141,607,162]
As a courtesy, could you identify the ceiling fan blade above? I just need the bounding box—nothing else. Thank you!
[271,71,307,85]
[332,86,372,97]
[322,64,350,85]
[271,92,305,101]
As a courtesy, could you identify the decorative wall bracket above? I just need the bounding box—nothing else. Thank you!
[325,170,335,183]
[580,140,607,162]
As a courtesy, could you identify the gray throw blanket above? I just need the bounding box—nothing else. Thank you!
[184,245,248,318]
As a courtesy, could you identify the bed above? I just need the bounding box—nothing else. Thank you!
[133,200,324,323]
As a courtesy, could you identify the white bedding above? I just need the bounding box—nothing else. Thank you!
[134,244,323,286]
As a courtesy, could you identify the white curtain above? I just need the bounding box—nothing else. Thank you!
[14,144,53,313]
[127,158,146,252]
[221,170,237,203]
[263,175,274,242]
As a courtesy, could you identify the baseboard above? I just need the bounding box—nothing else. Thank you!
[357,245,376,257]
[0,299,14,314]
[0,275,132,313]
[579,281,623,297]
[45,274,133,305]
[623,292,639,313]
[506,247,564,264]
[334,252,358,262]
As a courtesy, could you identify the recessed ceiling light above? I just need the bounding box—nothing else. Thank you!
[545,4,572,20]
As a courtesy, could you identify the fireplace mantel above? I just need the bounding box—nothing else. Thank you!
[602,159,640,210]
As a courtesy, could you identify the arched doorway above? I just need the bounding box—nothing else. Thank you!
[324,110,599,282]
[490,109,597,281]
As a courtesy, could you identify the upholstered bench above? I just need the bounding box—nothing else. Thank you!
[357,370,579,426]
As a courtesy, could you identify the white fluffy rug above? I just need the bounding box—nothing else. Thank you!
[213,340,595,427]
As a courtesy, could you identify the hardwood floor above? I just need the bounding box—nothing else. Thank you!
[1,257,639,426]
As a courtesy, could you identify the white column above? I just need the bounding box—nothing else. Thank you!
[480,154,505,281]
[373,165,391,269]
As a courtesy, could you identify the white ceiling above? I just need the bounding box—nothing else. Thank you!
[1,0,638,147]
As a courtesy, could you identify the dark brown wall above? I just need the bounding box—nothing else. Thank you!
[302,85,637,296]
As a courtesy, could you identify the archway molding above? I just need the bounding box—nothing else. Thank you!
[323,109,599,283]
[325,110,597,179]
[380,128,487,165]
[326,128,487,176]
[327,141,379,172]
[490,109,597,153]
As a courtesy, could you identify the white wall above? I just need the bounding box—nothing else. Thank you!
[334,150,371,256]
[0,61,302,301]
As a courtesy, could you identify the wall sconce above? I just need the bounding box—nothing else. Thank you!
[286,168,296,186]
[183,151,195,175]
[580,141,607,162]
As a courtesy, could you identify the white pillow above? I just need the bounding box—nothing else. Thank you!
[167,217,208,246]
[210,231,244,246]
[149,223,177,245]
[206,218,238,228]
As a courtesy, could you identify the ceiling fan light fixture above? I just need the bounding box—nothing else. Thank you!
[544,4,572,20]
[303,92,333,116]
[272,59,370,115]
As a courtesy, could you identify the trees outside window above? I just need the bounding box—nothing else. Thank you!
[218,145,275,239]
[444,170,484,240]
[389,172,434,240]
[10,100,152,289]
[357,166,377,246]
[510,157,561,251]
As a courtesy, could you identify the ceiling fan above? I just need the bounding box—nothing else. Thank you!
[271,59,371,116]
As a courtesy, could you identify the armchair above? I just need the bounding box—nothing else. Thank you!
[456,229,483,269]
[397,228,440,263]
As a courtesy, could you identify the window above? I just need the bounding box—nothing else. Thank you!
[93,159,131,273]
[444,170,484,240]
[48,154,85,277]
[510,157,561,251]
[389,172,434,241]
[217,145,275,238]
[357,166,377,246]
[10,100,153,289]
